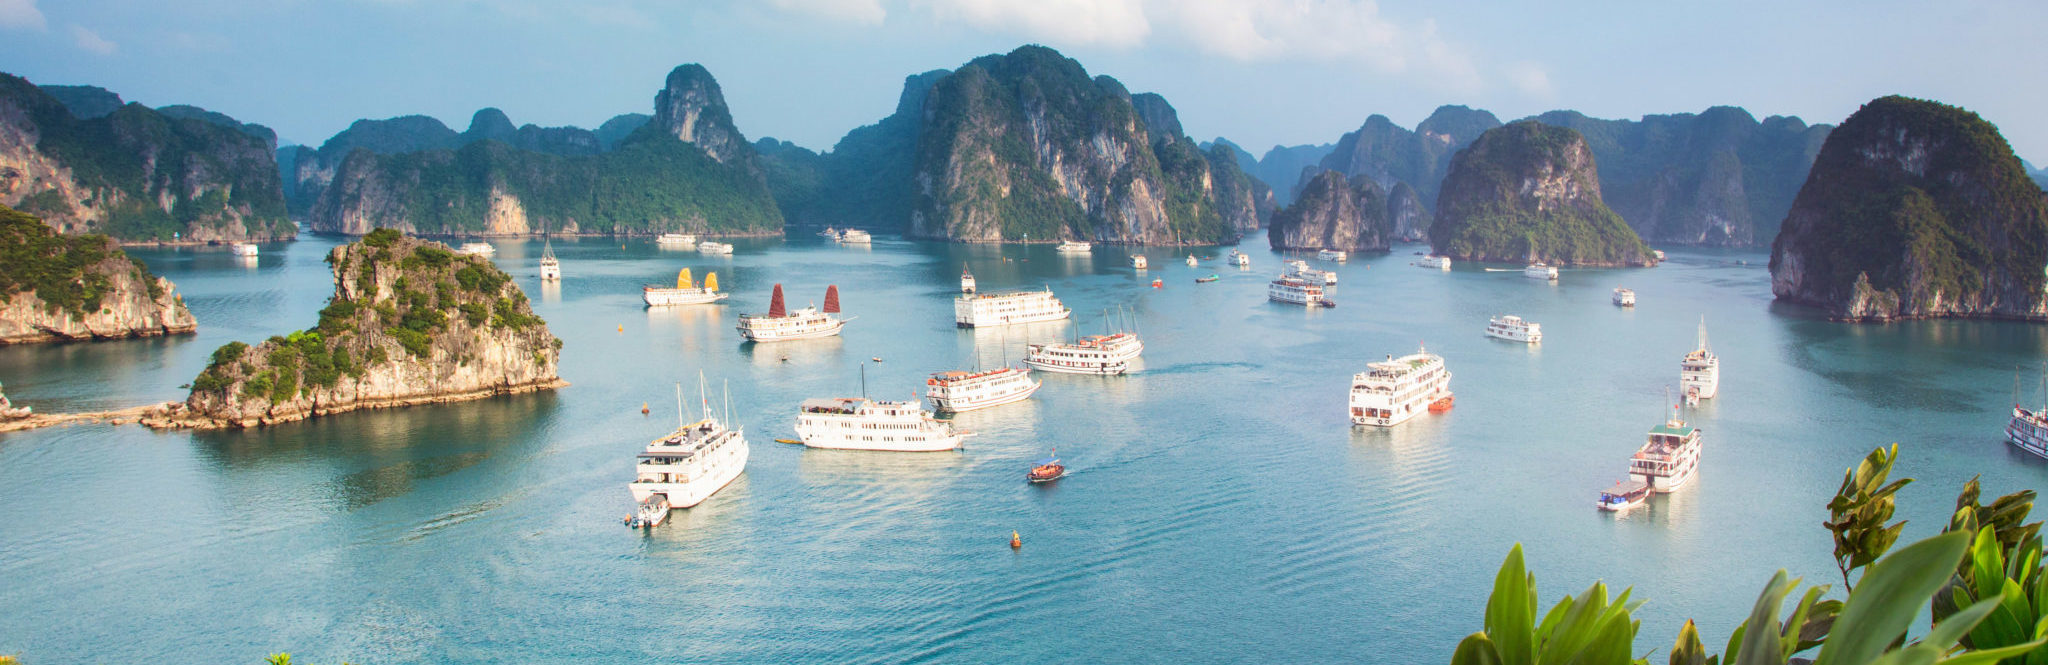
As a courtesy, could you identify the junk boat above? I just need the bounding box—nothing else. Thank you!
[1025,333,1142,375]
[1286,260,1338,285]
[1349,345,1453,427]
[1597,480,1652,512]
[838,228,872,244]
[458,242,495,256]
[793,396,966,452]
[955,288,1071,328]
[1027,451,1065,483]
[2007,365,2048,460]
[1130,254,1149,269]
[1485,315,1542,343]
[1612,288,1635,307]
[657,233,697,247]
[1523,262,1558,280]
[1229,249,1251,267]
[960,267,976,293]
[1056,240,1093,253]
[644,268,727,306]
[737,284,847,341]
[1680,317,1719,405]
[1413,255,1451,270]
[1317,249,1348,263]
[925,366,1041,413]
[230,243,260,257]
[819,227,840,241]
[539,239,561,281]
[1628,400,1702,493]
[1186,254,1198,266]
[1268,276,1330,307]
[628,381,751,522]
[697,241,734,255]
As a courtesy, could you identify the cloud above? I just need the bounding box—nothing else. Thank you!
[0,0,44,30]
[912,0,1150,47]
[769,0,887,25]
[71,25,116,55]
[1504,61,1554,99]
[169,31,232,53]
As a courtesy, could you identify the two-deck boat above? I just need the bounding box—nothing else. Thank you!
[1524,262,1558,280]
[1229,249,1251,267]
[960,267,977,294]
[1629,402,1703,493]
[697,241,734,255]
[643,268,726,306]
[1597,480,1652,511]
[1268,276,1330,307]
[1485,315,1542,343]
[628,381,751,524]
[1130,255,1149,270]
[1186,254,1198,267]
[925,366,1041,413]
[1286,260,1338,285]
[2007,365,2048,460]
[736,284,846,341]
[838,229,872,244]
[1413,255,1451,270]
[1025,332,1143,375]
[1680,317,1719,405]
[539,239,561,281]
[1613,288,1635,307]
[229,243,260,257]
[793,396,966,452]
[955,288,1070,328]
[657,233,697,247]
[458,242,495,256]
[1056,240,1093,253]
[1349,345,1453,427]
[1317,249,1348,263]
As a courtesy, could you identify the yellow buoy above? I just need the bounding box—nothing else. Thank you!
[617,325,623,333]
[641,402,649,415]
[1010,531,1021,549]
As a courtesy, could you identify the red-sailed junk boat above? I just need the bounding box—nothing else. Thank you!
[1027,451,1065,483]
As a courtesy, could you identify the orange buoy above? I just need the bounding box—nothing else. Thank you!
[1010,531,1022,549]
[617,325,623,333]
[641,402,650,415]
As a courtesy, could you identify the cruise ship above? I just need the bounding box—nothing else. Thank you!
[955,288,1071,328]
[1485,315,1542,343]
[1056,240,1093,253]
[644,268,726,306]
[1286,260,1338,284]
[538,239,561,281]
[229,243,260,257]
[1612,288,1635,307]
[1680,317,1719,404]
[2008,407,2048,460]
[630,383,750,512]
[839,228,872,244]
[1268,276,1330,307]
[925,366,1041,413]
[1229,249,1251,267]
[1025,332,1143,375]
[1629,405,1702,493]
[657,233,697,247]
[736,284,847,342]
[1317,249,1349,262]
[1349,346,1453,427]
[1413,255,1451,270]
[960,267,976,294]
[458,242,495,256]
[697,241,734,255]
[1130,255,1148,270]
[793,397,966,451]
[1524,262,1558,280]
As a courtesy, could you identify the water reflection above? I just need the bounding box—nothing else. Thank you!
[538,279,562,304]
[741,336,845,368]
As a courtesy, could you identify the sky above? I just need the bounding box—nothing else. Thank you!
[0,0,2044,166]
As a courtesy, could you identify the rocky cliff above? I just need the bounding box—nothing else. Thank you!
[904,46,1230,244]
[308,64,781,237]
[289,110,618,215]
[160,229,563,428]
[1269,170,1391,253]
[0,205,194,343]
[760,69,948,231]
[1430,121,1656,266]
[0,73,292,242]
[1387,180,1431,241]
[1205,143,1271,232]
[1769,96,2048,321]
[1253,143,1335,206]
[1316,106,1502,211]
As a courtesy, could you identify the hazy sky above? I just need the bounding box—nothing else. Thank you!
[1,0,2043,164]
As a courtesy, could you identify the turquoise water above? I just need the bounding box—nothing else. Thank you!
[2,233,2043,663]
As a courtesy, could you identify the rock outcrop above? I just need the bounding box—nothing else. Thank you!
[1316,106,1502,211]
[1769,96,2048,321]
[1205,143,1271,232]
[1430,121,1656,266]
[904,46,1232,244]
[1250,143,1336,206]
[308,64,781,237]
[1387,180,1431,241]
[0,73,292,242]
[160,229,563,428]
[0,205,195,344]
[763,69,947,231]
[1269,170,1391,253]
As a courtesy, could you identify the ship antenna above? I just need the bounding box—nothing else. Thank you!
[860,362,868,400]
[1698,316,1710,353]
[699,371,710,422]
[674,382,684,430]
[724,378,733,427]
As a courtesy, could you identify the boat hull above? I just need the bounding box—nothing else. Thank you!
[1023,359,1129,375]
[644,289,728,306]
[794,430,964,452]
[955,309,1070,328]
[929,379,1041,413]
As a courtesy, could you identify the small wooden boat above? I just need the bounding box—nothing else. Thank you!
[1150,278,1163,288]
[1195,274,1219,283]
[1429,395,1455,413]
[1319,300,1337,308]
[1597,480,1651,512]
[1027,452,1065,483]
[774,438,803,445]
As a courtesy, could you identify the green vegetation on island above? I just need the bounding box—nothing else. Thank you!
[0,205,166,317]
[1430,120,1656,266]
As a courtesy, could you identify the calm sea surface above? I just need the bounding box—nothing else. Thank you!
[2,232,2044,664]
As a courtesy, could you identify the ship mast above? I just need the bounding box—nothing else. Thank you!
[1697,316,1710,353]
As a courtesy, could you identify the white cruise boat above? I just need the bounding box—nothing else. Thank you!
[644,268,726,306]
[657,233,697,247]
[1317,249,1349,263]
[1186,254,1198,267]
[1130,255,1148,270]
[1524,262,1558,280]
[736,284,846,342]
[229,242,260,257]
[1629,405,1702,493]
[925,366,1041,413]
[818,227,840,241]
[1268,276,1331,307]
[1229,249,1251,267]
[1056,239,1093,253]
[630,383,750,512]
[1025,332,1143,375]
[1485,315,1542,343]
[2009,367,2048,460]
[538,239,561,281]
[839,228,872,244]
[793,397,965,451]
[955,288,1071,328]
[1680,317,1719,404]
[1349,345,1453,427]
[1653,249,1667,261]
[1612,288,1635,307]
[458,242,495,256]
[1286,260,1338,285]
[960,267,977,294]
[697,241,734,255]
[1413,255,1451,270]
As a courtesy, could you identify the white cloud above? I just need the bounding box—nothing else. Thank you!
[71,25,116,55]
[169,31,232,53]
[1505,60,1554,99]
[0,0,44,30]
[913,0,1150,48]
[769,0,887,25]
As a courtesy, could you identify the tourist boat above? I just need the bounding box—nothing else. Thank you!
[1653,249,1667,261]
[960,267,977,294]
[1350,345,1453,427]
[925,366,1040,413]
[229,243,260,257]
[458,242,495,256]
[627,494,670,528]
[1485,315,1542,343]
[1429,395,1455,413]
[1186,254,1198,267]
[1268,276,1329,307]
[657,233,697,247]
[1680,317,1719,404]
[1629,403,1703,492]
[1025,332,1143,375]
[1027,451,1065,483]
[793,396,966,452]
[630,382,750,514]
[538,239,561,281]
[1413,255,1451,270]
[1317,249,1348,263]
[2008,366,2048,460]
[1229,249,1251,267]
[839,228,872,244]
[736,284,847,341]
[1524,262,1558,280]
[643,268,726,306]
[1613,288,1635,307]
[697,241,734,255]
[955,287,1070,328]
[818,227,840,241]
[1286,260,1338,285]
[1130,255,1148,270]
[1150,278,1163,289]
[1056,240,1093,253]
[1596,480,1652,512]
[1195,274,1219,283]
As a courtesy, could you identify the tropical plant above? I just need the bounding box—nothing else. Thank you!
[1450,544,1647,665]
[1933,479,2046,664]
[1823,444,1913,591]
